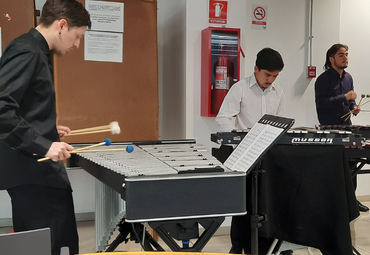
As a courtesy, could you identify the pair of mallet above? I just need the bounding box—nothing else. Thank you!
[38,138,134,162]
[37,121,133,162]
[65,121,121,136]
[341,94,370,121]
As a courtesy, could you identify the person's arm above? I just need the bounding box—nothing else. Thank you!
[45,142,74,162]
[215,85,242,132]
[276,89,286,116]
[0,49,71,159]
[347,77,359,113]
[315,73,351,109]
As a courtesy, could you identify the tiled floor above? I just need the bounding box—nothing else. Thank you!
[1,199,370,254]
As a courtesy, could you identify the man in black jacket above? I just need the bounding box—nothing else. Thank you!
[0,1,91,254]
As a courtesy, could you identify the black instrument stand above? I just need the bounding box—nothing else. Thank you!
[105,219,164,252]
[105,217,225,252]
[149,217,225,252]
[250,163,267,255]
[348,158,370,178]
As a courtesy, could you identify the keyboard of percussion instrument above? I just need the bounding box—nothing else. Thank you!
[211,127,364,147]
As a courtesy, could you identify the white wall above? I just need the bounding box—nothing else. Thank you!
[35,0,46,12]
[340,0,370,125]
[184,0,340,150]
[157,0,187,140]
[340,0,370,195]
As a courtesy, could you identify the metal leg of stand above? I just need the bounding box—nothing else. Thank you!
[105,221,132,252]
[251,169,259,255]
[105,220,164,252]
[307,247,314,255]
[266,238,279,255]
[250,164,267,255]
[144,231,165,251]
[353,245,361,255]
[349,160,366,179]
[149,217,224,252]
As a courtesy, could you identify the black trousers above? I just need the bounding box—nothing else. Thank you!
[7,184,79,255]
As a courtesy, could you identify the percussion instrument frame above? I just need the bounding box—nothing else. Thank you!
[69,139,247,252]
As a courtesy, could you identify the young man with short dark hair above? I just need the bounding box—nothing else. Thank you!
[0,1,91,254]
[215,48,289,254]
[216,47,286,132]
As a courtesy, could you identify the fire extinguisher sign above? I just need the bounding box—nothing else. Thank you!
[209,0,228,24]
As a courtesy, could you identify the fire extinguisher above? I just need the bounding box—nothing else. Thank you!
[212,46,231,114]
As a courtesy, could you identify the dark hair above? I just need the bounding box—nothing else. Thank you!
[39,0,91,29]
[324,44,348,70]
[255,48,284,71]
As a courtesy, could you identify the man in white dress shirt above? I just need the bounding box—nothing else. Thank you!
[216,47,286,132]
[215,48,289,255]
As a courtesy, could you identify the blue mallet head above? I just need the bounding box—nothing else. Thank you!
[104,138,112,146]
[126,145,134,153]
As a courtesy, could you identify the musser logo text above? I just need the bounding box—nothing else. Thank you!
[291,137,333,144]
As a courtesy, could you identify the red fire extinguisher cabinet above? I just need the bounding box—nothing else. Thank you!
[201,27,241,117]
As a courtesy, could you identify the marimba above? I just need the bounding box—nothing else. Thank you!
[315,125,370,175]
[69,140,246,252]
[316,124,370,139]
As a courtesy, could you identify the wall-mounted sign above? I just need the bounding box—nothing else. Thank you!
[252,5,268,30]
[209,0,228,24]
[85,31,123,63]
[86,0,124,32]
[85,1,124,63]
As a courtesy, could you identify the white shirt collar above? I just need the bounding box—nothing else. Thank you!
[249,73,276,92]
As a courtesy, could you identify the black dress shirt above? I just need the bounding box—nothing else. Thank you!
[315,68,356,125]
[0,29,71,190]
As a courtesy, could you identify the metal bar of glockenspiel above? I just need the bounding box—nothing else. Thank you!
[95,179,102,251]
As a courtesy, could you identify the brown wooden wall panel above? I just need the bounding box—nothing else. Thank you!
[55,0,159,144]
[0,0,35,51]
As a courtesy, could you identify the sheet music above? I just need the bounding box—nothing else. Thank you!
[224,122,284,172]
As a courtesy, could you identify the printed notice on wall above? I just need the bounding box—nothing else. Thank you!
[84,31,123,63]
[86,0,124,32]
[251,5,267,30]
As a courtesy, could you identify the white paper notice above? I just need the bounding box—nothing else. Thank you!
[84,31,123,63]
[86,0,124,32]
[224,123,283,172]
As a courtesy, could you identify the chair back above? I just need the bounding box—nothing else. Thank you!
[0,228,51,255]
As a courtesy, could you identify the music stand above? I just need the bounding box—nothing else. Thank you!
[224,114,295,255]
